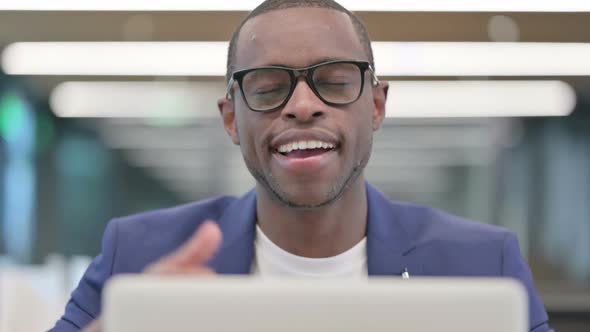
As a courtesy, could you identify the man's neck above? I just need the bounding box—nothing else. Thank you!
[255,177,368,258]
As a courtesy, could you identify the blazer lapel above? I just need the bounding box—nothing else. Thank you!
[207,190,257,274]
[366,184,423,277]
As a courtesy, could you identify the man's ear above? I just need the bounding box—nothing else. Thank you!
[217,97,240,145]
[372,81,389,131]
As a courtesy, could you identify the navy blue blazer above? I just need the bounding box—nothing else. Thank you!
[51,184,552,331]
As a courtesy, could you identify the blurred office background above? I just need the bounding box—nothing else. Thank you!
[0,1,589,331]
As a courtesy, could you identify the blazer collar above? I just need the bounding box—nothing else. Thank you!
[208,183,423,276]
[207,190,257,274]
[365,184,423,276]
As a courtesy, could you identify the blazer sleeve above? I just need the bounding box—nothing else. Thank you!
[502,232,554,332]
[49,219,120,332]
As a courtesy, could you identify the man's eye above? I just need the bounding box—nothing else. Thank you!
[254,85,288,95]
[316,82,352,92]
[317,81,350,86]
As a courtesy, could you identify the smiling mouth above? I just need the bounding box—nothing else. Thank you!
[273,140,338,159]
[279,148,335,158]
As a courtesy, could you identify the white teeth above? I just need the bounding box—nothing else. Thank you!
[277,140,336,154]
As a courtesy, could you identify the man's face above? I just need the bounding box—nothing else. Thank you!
[219,7,387,209]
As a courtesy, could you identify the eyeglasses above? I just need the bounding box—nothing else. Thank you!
[226,60,379,112]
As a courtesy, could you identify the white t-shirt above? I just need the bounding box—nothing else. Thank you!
[252,225,367,278]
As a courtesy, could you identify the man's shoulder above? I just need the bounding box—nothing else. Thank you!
[368,184,512,246]
[105,195,239,272]
[385,200,514,274]
[392,200,510,241]
[114,195,238,233]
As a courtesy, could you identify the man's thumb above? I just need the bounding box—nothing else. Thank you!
[165,220,223,267]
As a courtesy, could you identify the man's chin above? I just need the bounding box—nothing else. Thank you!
[277,197,334,210]
[271,183,342,210]
[248,163,352,210]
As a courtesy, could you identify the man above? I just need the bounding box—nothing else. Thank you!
[51,1,553,331]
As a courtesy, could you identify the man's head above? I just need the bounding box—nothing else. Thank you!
[225,0,375,83]
[218,0,388,209]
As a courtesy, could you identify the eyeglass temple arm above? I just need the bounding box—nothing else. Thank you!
[225,77,235,100]
[369,66,380,86]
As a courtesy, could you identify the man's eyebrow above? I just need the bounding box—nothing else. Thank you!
[264,57,356,68]
[311,57,350,65]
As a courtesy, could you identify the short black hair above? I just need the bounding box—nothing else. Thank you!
[225,0,374,82]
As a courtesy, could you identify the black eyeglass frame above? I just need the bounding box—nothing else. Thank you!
[225,60,380,112]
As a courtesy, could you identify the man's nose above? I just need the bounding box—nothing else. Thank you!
[281,79,325,122]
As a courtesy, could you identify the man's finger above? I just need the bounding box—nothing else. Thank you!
[155,220,222,268]
[147,265,216,275]
[81,318,101,332]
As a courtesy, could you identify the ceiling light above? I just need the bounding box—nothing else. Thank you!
[50,80,575,118]
[2,42,228,76]
[385,80,575,117]
[5,42,590,77]
[50,81,221,118]
[372,42,590,76]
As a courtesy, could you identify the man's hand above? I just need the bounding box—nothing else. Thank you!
[81,319,100,332]
[144,220,222,274]
[81,220,222,332]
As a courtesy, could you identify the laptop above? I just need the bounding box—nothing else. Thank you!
[103,276,528,332]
